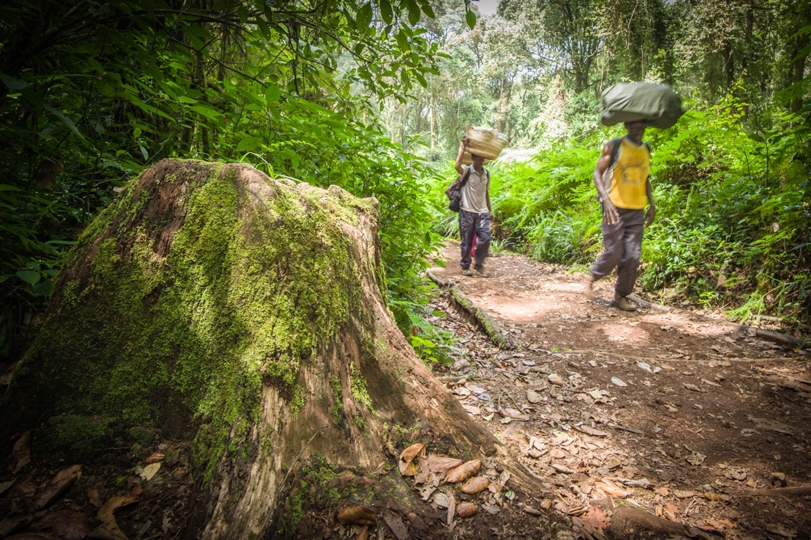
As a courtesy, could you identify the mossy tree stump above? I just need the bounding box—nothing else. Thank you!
[2,160,538,538]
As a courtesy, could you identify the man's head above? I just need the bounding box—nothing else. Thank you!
[471,153,485,168]
[624,121,647,142]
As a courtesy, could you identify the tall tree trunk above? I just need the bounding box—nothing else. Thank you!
[790,35,809,113]
[430,95,436,150]
[724,41,735,91]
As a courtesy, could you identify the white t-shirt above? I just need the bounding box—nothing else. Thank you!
[460,165,490,214]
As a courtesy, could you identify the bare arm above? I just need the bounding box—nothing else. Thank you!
[455,136,469,175]
[593,141,619,225]
[644,177,656,227]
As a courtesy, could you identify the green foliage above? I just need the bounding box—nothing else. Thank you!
[427,92,810,326]
[0,0,446,358]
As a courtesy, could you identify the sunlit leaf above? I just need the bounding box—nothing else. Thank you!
[465,9,477,29]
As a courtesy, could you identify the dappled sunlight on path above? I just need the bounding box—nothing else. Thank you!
[428,242,811,538]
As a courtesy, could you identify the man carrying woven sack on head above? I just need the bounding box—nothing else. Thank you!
[451,136,494,278]
[587,120,655,311]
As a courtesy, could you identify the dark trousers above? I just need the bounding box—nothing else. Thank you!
[459,209,491,268]
[590,208,645,298]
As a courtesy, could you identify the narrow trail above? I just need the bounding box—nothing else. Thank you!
[428,242,811,539]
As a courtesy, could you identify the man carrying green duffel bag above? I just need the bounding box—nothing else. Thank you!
[587,83,684,311]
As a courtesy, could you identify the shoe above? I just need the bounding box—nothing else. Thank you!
[585,274,595,296]
[473,264,490,278]
[611,296,637,311]
[461,267,473,276]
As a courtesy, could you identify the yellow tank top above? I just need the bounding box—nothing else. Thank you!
[607,138,650,209]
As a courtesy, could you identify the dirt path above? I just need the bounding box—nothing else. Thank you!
[428,243,811,539]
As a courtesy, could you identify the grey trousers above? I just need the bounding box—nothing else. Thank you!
[459,209,491,268]
[591,208,645,298]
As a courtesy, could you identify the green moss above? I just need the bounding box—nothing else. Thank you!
[349,362,373,413]
[61,279,81,310]
[7,161,369,484]
[329,375,343,427]
[38,414,116,460]
[261,434,272,456]
[290,384,304,419]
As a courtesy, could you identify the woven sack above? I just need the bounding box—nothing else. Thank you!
[599,82,684,129]
[463,125,509,162]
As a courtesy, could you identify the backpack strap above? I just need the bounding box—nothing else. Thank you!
[457,166,473,189]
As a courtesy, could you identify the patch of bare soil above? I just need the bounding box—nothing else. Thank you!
[426,242,811,539]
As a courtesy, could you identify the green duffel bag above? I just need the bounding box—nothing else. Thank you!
[600,82,684,129]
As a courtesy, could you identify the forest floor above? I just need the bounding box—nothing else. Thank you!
[1,243,809,540]
[421,242,811,539]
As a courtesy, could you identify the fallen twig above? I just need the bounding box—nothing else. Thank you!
[731,486,811,497]
[425,270,517,350]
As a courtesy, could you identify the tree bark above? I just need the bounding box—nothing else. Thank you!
[1,160,540,539]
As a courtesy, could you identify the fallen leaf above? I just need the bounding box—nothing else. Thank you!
[139,462,161,482]
[460,476,489,494]
[337,506,376,526]
[578,425,608,438]
[98,496,138,522]
[622,478,652,489]
[686,452,706,466]
[0,479,15,497]
[383,512,410,540]
[33,509,90,540]
[445,459,481,483]
[462,404,481,416]
[662,502,680,521]
[432,492,450,508]
[92,496,138,540]
[87,488,103,508]
[654,487,669,497]
[581,505,608,529]
[456,502,478,518]
[724,469,747,481]
[33,465,82,510]
[611,377,627,387]
[418,485,436,502]
[674,490,695,499]
[595,480,631,498]
[0,515,36,537]
[683,383,702,392]
[526,389,542,403]
[398,443,425,477]
[10,432,31,474]
[501,408,529,421]
[704,492,731,502]
[484,503,502,515]
[588,389,604,400]
[548,374,565,386]
[446,494,456,525]
[551,464,575,475]
[144,452,164,464]
[540,499,553,510]
[10,481,37,500]
[425,454,463,475]
[701,518,736,532]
